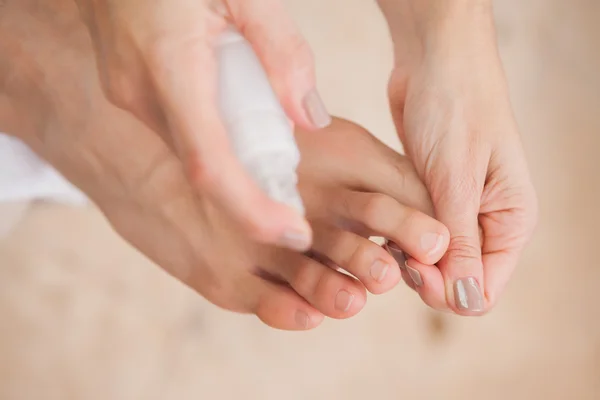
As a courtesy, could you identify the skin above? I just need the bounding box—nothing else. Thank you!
[0,2,449,330]
[377,0,538,314]
[70,0,331,253]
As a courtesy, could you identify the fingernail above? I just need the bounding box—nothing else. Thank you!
[384,241,407,271]
[370,260,389,283]
[279,229,311,252]
[421,233,444,255]
[303,89,332,128]
[295,310,310,329]
[454,277,484,312]
[406,264,423,287]
[335,290,354,312]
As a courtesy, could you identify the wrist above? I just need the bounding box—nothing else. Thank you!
[377,0,496,69]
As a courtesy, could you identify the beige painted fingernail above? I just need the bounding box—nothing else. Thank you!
[370,260,389,283]
[335,290,354,312]
[454,277,484,312]
[303,89,332,128]
[279,229,311,252]
[385,242,407,271]
[406,264,423,287]
[295,310,310,329]
[421,233,444,255]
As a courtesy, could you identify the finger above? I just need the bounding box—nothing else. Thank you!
[269,250,367,319]
[432,176,486,316]
[253,280,325,331]
[479,179,538,309]
[146,34,312,251]
[311,225,402,294]
[482,250,520,308]
[329,191,449,265]
[226,0,332,130]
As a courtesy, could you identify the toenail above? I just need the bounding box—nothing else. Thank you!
[335,290,354,312]
[295,310,310,329]
[406,264,423,287]
[385,241,406,271]
[421,233,443,255]
[370,260,389,283]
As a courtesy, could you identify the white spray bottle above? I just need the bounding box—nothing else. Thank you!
[215,26,305,215]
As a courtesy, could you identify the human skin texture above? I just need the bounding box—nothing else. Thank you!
[377,0,538,315]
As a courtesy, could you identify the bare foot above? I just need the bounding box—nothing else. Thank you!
[0,1,448,330]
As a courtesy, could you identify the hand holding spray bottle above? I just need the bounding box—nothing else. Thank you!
[215,26,305,216]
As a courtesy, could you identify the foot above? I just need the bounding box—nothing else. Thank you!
[0,2,449,330]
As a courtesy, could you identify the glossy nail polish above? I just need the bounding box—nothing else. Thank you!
[406,264,423,287]
[303,89,332,128]
[454,277,484,312]
[384,241,407,271]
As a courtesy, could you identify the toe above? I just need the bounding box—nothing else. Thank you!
[404,257,450,312]
[253,279,325,331]
[329,191,450,265]
[312,225,402,294]
[266,251,367,319]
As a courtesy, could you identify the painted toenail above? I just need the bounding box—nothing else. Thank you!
[335,290,354,312]
[370,260,389,283]
[406,264,424,287]
[295,310,310,329]
[421,233,443,255]
[385,241,407,271]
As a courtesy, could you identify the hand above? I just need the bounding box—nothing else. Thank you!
[72,0,332,251]
[0,5,448,329]
[380,1,538,315]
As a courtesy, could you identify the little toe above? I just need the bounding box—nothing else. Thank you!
[312,225,402,294]
[252,278,325,331]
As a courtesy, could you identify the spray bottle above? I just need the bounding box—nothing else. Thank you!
[215,26,305,215]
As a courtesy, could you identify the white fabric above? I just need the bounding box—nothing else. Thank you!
[0,133,86,204]
[0,132,87,237]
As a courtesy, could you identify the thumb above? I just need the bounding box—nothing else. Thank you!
[225,0,332,130]
[434,186,486,316]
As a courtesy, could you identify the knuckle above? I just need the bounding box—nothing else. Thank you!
[361,194,395,230]
[392,207,419,234]
[144,34,211,75]
[277,34,314,76]
[350,240,378,276]
[186,154,221,190]
[286,34,313,64]
[102,68,139,111]
[291,261,321,297]
[446,235,482,264]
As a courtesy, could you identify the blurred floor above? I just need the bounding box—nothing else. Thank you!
[1,0,599,399]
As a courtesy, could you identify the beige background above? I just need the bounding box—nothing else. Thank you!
[1,0,599,399]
